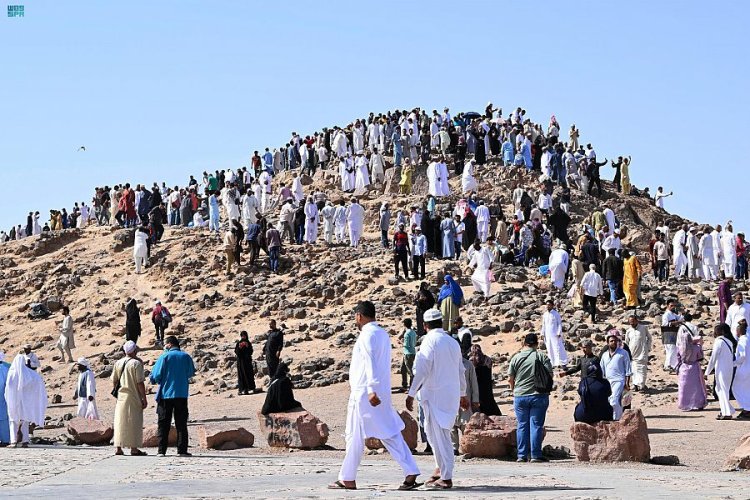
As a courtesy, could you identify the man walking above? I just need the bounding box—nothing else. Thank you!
[406,309,468,490]
[330,301,421,491]
[508,333,553,462]
[400,319,416,391]
[150,336,195,457]
[624,315,652,391]
[56,306,75,363]
[600,331,632,420]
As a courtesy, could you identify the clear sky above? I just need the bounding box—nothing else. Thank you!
[1,1,747,233]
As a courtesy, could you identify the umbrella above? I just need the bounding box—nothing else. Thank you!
[462,111,481,120]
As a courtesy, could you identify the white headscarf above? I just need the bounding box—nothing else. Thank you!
[123,341,137,355]
[4,354,48,425]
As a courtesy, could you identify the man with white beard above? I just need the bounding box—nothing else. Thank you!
[541,300,568,368]
[475,201,491,242]
[699,228,718,280]
[369,147,386,183]
[346,198,365,247]
[330,301,421,491]
[333,200,348,244]
[321,201,336,244]
[721,223,737,278]
[406,309,467,491]
[241,188,259,228]
[672,224,689,279]
[339,155,356,193]
[354,153,370,190]
[258,170,272,212]
[462,160,478,195]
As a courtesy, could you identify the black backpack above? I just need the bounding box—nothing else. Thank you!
[522,350,553,394]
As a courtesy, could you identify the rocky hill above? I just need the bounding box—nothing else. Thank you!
[0,151,718,421]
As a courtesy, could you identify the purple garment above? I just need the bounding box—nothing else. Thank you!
[718,281,732,324]
[677,362,707,411]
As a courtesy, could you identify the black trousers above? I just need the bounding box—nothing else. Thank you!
[412,255,425,279]
[587,176,602,196]
[583,295,597,321]
[154,322,166,343]
[394,249,409,277]
[157,398,189,454]
[267,355,279,379]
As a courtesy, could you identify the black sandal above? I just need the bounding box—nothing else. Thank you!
[328,481,356,490]
[398,480,423,491]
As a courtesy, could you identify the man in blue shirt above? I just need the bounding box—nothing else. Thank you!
[150,336,196,457]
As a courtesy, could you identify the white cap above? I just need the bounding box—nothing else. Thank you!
[423,309,443,322]
[76,357,91,369]
[123,340,137,355]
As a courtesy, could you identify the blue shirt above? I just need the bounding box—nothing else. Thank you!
[263,152,273,167]
[150,348,196,400]
[502,141,514,162]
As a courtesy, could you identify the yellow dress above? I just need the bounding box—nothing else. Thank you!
[621,162,631,194]
[623,256,642,307]
[399,165,413,194]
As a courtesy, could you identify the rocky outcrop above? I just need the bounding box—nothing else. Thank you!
[142,424,177,447]
[724,432,750,470]
[197,425,255,450]
[67,417,114,445]
[459,413,520,458]
[570,409,650,462]
[257,409,329,449]
[365,410,418,451]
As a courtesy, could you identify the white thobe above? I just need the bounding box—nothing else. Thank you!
[339,322,419,482]
[346,203,365,247]
[548,248,569,289]
[241,194,259,225]
[600,348,632,420]
[427,162,440,197]
[353,126,365,152]
[304,202,318,243]
[712,229,724,270]
[369,154,385,183]
[333,206,347,243]
[706,337,736,416]
[699,233,717,280]
[438,162,450,196]
[259,172,272,211]
[292,178,304,203]
[321,205,336,243]
[461,162,477,194]
[430,122,440,147]
[223,191,240,221]
[661,310,683,369]
[408,328,465,481]
[469,246,493,297]
[542,310,568,367]
[721,231,736,276]
[725,303,750,339]
[672,230,688,276]
[603,208,615,235]
[76,369,99,420]
[367,123,380,151]
[133,230,149,273]
[354,157,370,189]
[4,354,48,444]
[333,131,348,157]
[475,206,490,242]
[339,159,355,192]
[625,325,652,387]
[732,335,750,409]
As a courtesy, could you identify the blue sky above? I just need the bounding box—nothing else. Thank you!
[1,1,747,232]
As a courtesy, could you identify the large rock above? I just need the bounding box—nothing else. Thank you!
[197,425,255,450]
[257,409,329,449]
[365,410,418,451]
[460,413,520,458]
[724,432,750,470]
[142,424,177,447]
[570,409,650,462]
[67,417,114,445]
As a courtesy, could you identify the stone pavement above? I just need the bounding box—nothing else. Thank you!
[1,446,747,499]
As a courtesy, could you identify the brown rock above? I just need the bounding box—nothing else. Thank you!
[570,409,650,462]
[257,409,329,449]
[459,413,519,458]
[724,432,750,470]
[197,425,255,450]
[67,417,114,445]
[142,424,177,447]
[365,410,419,451]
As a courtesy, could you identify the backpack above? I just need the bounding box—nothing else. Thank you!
[522,350,553,394]
[161,307,173,324]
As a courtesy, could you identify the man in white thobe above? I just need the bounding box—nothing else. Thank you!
[602,206,616,236]
[332,301,420,490]
[339,156,356,192]
[292,174,305,204]
[541,300,568,367]
[303,197,319,244]
[548,244,569,290]
[475,201,490,242]
[333,201,347,244]
[600,332,632,421]
[699,230,718,280]
[74,358,99,420]
[672,225,688,278]
[624,315,653,391]
[686,227,702,279]
[346,199,365,248]
[369,148,386,183]
[4,353,47,447]
[321,201,336,244]
[354,154,370,190]
[469,241,494,298]
[437,160,450,196]
[426,161,441,198]
[712,224,724,272]
[462,160,478,194]
[661,300,683,371]
[406,309,467,489]
[241,190,259,227]
[258,171,272,212]
[367,121,381,152]
[725,293,750,339]
[705,330,736,418]
[721,224,736,277]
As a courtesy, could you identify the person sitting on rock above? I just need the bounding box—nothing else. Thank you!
[573,360,613,424]
[261,363,301,415]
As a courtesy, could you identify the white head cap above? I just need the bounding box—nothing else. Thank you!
[123,341,137,355]
[423,309,443,322]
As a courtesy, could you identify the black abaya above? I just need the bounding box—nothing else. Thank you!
[261,376,302,415]
[125,299,141,343]
[474,133,486,166]
[235,339,256,393]
[462,211,477,251]
[474,364,502,416]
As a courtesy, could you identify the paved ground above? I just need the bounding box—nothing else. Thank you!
[1,446,747,499]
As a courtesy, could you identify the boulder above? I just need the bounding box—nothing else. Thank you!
[570,409,650,462]
[257,409,329,449]
[67,417,114,445]
[142,424,177,447]
[459,413,520,458]
[365,410,418,451]
[197,425,255,450]
[724,432,750,470]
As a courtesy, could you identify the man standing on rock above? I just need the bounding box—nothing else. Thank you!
[624,315,652,391]
[264,320,284,379]
[330,301,421,491]
[406,309,467,490]
[150,336,195,457]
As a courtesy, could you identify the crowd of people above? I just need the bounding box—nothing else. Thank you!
[1,103,749,491]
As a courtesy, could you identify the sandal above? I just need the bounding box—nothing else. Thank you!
[398,480,423,491]
[424,475,441,484]
[426,479,452,489]
[115,450,124,456]
[328,481,356,490]
[130,450,148,456]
